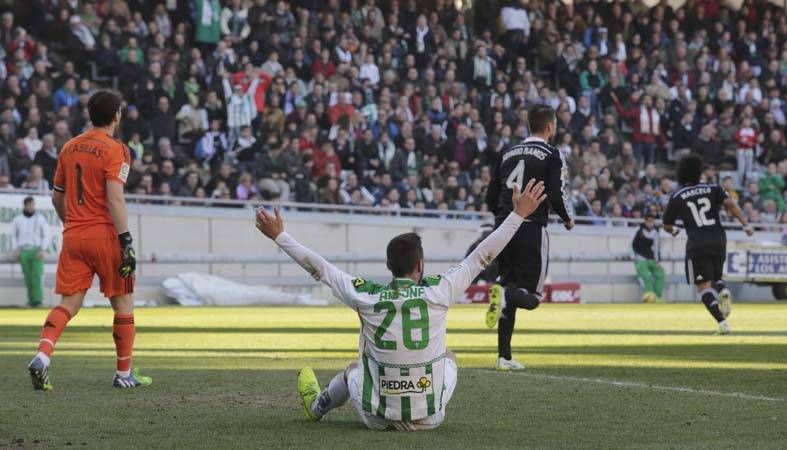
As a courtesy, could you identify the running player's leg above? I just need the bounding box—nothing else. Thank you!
[497,225,543,366]
[691,256,729,333]
[712,255,732,319]
[299,362,355,421]
[504,224,546,310]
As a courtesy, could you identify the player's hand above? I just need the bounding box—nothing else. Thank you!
[256,205,285,240]
[118,232,136,278]
[564,220,575,230]
[511,179,547,219]
[743,225,754,237]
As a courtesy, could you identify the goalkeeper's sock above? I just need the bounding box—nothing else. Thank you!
[113,314,135,374]
[311,371,350,418]
[714,280,727,294]
[497,301,517,360]
[700,288,725,323]
[37,305,73,358]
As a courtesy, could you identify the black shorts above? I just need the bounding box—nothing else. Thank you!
[685,254,725,285]
[496,221,549,295]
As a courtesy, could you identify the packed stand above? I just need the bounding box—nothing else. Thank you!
[0,0,785,226]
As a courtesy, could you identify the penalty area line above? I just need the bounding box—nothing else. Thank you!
[505,371,785,402]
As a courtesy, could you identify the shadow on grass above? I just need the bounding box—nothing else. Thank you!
[2,343,785,365]
[2,324,787,337]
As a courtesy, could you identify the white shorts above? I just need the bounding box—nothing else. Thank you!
[347,358,458,431]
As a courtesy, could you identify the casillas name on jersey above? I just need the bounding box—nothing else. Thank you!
[486,137,572,226]
[663,183,728,256]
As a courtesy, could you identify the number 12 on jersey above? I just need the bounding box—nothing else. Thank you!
[687,198,716,226]
[506,160,525,190]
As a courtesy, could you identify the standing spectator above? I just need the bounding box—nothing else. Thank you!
[33,134,58,184]
[758,163,785,213]
[614,92,662,167]
[500,0,530,57]
[10,197,52,307]
[734,116,758,185]
[222,70,260,146]
[221,0,250,43]
[632,213,665,303]
[194,0,222,50]
[150,97,177,144]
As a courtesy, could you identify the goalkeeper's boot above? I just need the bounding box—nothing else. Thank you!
[297,368,322,422]
[714,321,731,336]
[28,356,53,391]
[113,368,152,388]
[485,284,504,329]
[718,288,733,319]
[496,357,525,371]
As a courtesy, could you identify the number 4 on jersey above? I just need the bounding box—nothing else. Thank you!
[506,160,525,189]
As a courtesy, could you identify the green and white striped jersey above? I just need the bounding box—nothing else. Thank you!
[275,212,525,422]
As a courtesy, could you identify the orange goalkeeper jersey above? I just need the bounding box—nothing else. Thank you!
[53,129,131,234]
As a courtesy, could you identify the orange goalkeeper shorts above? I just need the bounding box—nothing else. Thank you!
[55,225,134,298]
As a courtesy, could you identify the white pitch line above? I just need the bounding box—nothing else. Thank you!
[505,371,786,402]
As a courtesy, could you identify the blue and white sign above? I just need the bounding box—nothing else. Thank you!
[726,250,787,281]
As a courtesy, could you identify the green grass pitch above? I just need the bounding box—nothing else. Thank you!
[1,304,786,449]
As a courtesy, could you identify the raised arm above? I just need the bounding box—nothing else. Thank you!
[256,206,359,307]
[431,180,547,305]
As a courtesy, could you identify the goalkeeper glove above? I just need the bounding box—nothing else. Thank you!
[118,231,136,278]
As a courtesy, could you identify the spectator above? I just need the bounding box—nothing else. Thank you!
[632,213,665,303]
[194,0,222,49]
[9,197,52,307]
[734,116,758,185]
[0,0,781,226]
[758,163,785,213]
[21,164,49,192]
[53,78,79,110]
[614,92,662,167]
[150,96,176,144]
[222,69,261,145]
[582,140,608,175]
[33,134,58,184]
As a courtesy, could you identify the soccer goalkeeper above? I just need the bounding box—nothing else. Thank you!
[255,179,547,431]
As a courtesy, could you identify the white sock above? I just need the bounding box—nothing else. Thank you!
[36,352,50,366]
[116,369,131,377]
[719,320,728,327]
[311,372,350,418]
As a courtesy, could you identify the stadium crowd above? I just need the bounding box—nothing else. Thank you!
[0,0,786,225]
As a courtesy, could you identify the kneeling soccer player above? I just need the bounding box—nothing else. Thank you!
[662,154,754,335]
[254,179,547,430]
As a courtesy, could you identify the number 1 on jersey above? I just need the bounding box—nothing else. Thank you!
[506,160,525,190]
